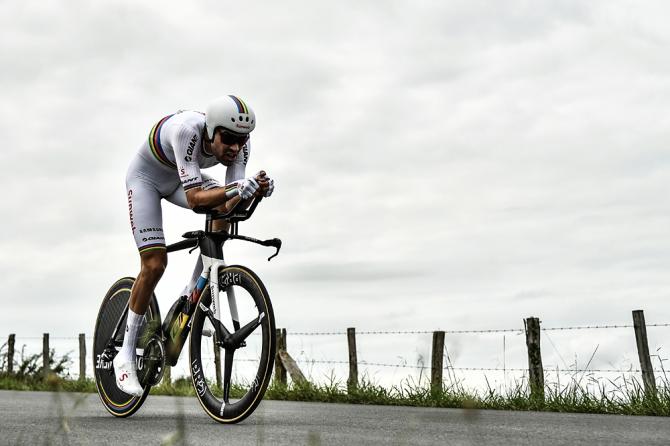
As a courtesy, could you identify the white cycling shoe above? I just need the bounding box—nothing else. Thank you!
[112,355,144,397]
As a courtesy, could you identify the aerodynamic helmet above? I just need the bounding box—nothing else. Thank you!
[205,95,256,140]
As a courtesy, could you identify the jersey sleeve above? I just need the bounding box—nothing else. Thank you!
[171,124,204,192]
[225,139,250,184]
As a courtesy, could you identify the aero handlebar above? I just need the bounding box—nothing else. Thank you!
[193,196,263,223]
[167,196,281,260]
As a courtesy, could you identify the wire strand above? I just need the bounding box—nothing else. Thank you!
[4,323,670,339]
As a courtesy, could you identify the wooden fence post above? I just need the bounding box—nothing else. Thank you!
[42,333,50,381]
[213,334,222,390]
[275,328,287,385]
[347,328,358,392]
[431,331,445,397]
[7,334,15,374]
[524,317,544,400]
[632,310,656,396]
[78,334,86,381]
[277,350,307,385]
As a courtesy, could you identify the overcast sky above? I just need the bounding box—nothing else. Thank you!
[1,1,669,386]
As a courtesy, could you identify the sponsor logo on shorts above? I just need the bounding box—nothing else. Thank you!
[139,227,163,234]
[128,189,136,233]
[142,236,165,242]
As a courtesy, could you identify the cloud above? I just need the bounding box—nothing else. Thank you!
[1,0,669,386]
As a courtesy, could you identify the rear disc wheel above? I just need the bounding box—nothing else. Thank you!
[93,277,160,417]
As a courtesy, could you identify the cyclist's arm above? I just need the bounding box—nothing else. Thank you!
[221,141,270,200]
[184,140,265,211]
[185,185,240,211]
[225,140,249,184]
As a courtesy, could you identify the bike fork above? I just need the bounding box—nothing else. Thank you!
[201,254,241,334]
[226,287,241,331]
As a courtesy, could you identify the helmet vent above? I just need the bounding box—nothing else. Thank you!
[245,117,249,122]
[231,117,235,122]
[239,115,243,121]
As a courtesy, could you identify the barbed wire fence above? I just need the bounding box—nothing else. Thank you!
[2,311,668,397]
[276,324,669,375]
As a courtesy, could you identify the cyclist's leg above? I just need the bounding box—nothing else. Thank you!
[126,176,168,316]
[131,249,167,313]
[116,173,168,395]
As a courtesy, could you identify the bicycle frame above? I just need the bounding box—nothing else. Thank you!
[103,197,281,367]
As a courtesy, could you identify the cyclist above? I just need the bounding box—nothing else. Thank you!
[114,95,275,396]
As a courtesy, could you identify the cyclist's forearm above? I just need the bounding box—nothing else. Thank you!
[186,186,238,210]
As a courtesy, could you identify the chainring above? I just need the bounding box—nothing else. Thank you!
[138,336,166,387]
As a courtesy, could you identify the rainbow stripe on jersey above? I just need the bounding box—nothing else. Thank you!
[148,114,177,169]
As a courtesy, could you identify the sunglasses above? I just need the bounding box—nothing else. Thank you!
[219,129,249,146]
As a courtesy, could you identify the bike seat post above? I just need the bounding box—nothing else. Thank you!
[231,221,239,236]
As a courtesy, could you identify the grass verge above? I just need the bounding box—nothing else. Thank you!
[2,371,670,416]
[1,345,668,416]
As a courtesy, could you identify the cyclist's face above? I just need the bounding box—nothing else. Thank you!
[211,130,244,166]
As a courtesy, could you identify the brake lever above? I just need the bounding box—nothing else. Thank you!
[188,238,200,254]
[264,238,282,261]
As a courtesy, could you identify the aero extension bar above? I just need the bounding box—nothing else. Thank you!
[166,197,282,261]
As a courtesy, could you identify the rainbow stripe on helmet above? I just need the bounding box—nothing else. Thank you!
[228,95,249,114]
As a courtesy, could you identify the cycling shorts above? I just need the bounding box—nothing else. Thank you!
[125,148,221,253]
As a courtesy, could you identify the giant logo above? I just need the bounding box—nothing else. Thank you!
[142,236,165,242]
[242,145,249,165]
[184,134,198,162]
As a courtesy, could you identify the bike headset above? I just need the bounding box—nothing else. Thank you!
[205,95,256,146]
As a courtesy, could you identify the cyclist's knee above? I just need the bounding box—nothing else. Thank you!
[140,250,167,280]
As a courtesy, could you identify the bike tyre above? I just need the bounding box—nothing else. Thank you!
[189,265,276,424]
[93,277,161,418]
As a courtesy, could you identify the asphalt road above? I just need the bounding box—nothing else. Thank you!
[1,390,669,445]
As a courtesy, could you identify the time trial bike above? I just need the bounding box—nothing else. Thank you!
[93,197,281,423]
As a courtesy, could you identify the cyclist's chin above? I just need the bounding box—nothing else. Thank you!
[217,156,233,166]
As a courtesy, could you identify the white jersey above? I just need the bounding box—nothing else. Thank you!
[125,110,249,253]
[134,110,249,194]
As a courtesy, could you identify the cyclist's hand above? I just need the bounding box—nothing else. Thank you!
[237,177,260,200]
[262,177,274,197]
[254,170,274,198]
